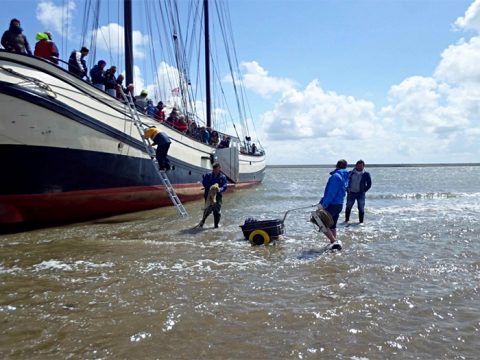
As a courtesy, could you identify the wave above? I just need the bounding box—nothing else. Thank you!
[0,305,17,312]
[369,192,480,200]
[0,263,22,274]
[135,257,270,276]
[370,202,480,216]
[32,259,114,272]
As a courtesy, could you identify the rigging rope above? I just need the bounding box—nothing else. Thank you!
[0,66,56,97]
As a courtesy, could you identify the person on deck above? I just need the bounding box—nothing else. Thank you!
[115,74,127,99]
[135,89,149,112]
[143,127,172,171]
[345,160,372,225]
[174,115,188,133]
[199,163,228,228]
[104,66,117,97]
[68,46,89,79]
[1,18,32,55]
[188,120,198,138]
[47,32,59,64]
[200,127,210,144]
[34,32,59,63]
[218,136,231,149]
[154,101,166,122]
[126,83,135,99]
[146,100,156,117]
[90,60,107,90]
[209,130,219,147]
[318,159,349,248]
[166,108,179,126]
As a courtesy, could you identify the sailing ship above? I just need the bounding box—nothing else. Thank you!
[0,0,265,227]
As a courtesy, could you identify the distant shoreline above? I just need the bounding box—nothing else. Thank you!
[267,163,480,168]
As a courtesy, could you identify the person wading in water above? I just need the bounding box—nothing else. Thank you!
[198,163,227,228]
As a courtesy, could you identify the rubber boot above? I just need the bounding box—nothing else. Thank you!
[345,208,351,222]
[359,211,364,224]
[198,206,212,228]
[213,213,221,228]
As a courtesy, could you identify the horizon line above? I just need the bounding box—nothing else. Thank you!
[266,163,480,168]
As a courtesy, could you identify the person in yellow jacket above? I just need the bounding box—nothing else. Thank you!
[144,127,172,170]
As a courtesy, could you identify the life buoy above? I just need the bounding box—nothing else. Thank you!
[248,229,270,246]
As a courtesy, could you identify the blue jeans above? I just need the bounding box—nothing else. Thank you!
[345,192,366,222]
[324,203,343,229]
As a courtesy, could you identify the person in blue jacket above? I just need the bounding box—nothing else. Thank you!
[345,160,372,224]
[319,159,349,244]
[199,163,228,228]
[89,60,106,90]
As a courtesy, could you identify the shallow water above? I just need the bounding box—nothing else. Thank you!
[1,166,479,359]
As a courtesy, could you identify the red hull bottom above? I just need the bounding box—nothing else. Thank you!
[0,181,260,225]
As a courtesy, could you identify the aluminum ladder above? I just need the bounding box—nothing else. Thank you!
[119,89,188,217]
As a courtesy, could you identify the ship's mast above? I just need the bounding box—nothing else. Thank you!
[204,0,212,128]
[124,0,134,87]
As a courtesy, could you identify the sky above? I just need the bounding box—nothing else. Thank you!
[2,0,480,165]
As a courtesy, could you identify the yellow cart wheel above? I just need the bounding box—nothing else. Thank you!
[248,229,271,246]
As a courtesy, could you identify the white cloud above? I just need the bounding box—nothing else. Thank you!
[36,0,76,37]
[454,0,480,32]
[240,61,296,97]
[132,63,175,98]
[381,76,468,134]
[262,80,378,141]
[132,61,204,118]
[154,62,182,100]
[93,23,149,59]
[434,36,480,85]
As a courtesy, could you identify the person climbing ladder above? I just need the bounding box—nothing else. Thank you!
[143,127,171,170]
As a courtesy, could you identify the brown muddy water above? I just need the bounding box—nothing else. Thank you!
[1,166,479,359]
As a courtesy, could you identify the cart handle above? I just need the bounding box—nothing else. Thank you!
[282,204,318,223]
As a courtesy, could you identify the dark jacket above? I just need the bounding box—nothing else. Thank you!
[347,171,372,193]
[202,172,227,199]
[89,65,105,84]
[104,72,117,90]
[152,131,171,146]
[68,50,87,78]
[1,29,32,55]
